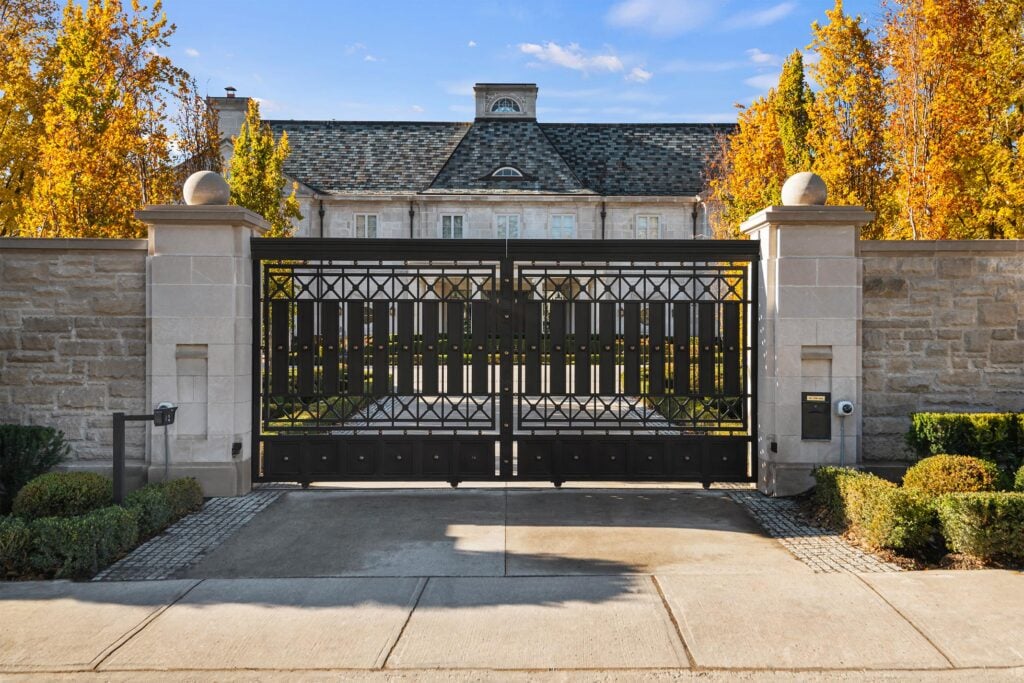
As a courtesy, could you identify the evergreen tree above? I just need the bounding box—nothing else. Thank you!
[228,98,301,238]
[775,50,814,175]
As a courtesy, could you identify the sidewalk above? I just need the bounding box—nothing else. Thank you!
[3,488,1023,679]
[2,570,1023,678]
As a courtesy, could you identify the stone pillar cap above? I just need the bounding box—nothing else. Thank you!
[781,172,827,206]
[183,171,230,205]
[740,205,875,235]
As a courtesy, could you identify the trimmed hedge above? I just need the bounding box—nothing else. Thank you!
[1015,464,1024,492]
[937,493,1024,562]
[1,477,204,580]
[161,478,205,518]
[0,425,69,513]
[28,506,139,579]
[0,516,31,579]
[906,412,1024,471]
[12,472,112,520]
[813,466,935,552]
[902,455,1002,496]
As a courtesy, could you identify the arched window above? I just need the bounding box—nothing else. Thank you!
[491,97,521,113]
[492,166,524,178]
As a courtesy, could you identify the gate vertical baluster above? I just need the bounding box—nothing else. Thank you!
[499,256,514,478]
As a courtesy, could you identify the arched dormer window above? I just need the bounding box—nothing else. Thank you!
[491,97,522,113]
[492,166,524,178]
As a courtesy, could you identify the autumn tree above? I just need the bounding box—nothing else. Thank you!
[172,77,222,180]
[775,51,814,175]
[706,93,788,237]
[22,0,189,237]
[228,98,301,238]
[0,0,57,235]
[807,0,892,238]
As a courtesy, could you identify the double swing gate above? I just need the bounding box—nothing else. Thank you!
[252,239,759,487]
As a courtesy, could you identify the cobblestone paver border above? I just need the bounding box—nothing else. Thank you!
[727,491,903,573]
[93,490,282,581]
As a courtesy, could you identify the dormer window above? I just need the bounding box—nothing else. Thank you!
[492,166,524,178]
[491,97,521,113]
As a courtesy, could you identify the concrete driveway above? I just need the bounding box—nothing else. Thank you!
[179,487,805,579]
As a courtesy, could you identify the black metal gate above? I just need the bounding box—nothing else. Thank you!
[252,239,758,487]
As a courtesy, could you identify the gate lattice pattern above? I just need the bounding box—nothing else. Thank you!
[253,239,758,486]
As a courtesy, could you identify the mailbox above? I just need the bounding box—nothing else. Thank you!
[801,392,831,440]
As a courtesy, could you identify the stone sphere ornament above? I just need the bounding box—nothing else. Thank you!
[182,171,230,206]
[781,172,827,206]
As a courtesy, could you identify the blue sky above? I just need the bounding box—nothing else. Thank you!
[167,0,882,123]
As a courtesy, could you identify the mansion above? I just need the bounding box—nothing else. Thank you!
[210,83,730,240]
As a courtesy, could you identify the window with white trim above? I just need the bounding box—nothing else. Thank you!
[495,214,521,239]
[550,214,576,239]
[440,214,464,239]
[635,215,661,239]
[355,214,378,238]
[492,166,523,177]
[491,97,521,113]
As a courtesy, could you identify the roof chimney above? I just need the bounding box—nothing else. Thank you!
[225,86,236,98]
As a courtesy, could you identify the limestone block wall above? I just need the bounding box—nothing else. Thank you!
[0,239,149,464]
[860,241,1024,461]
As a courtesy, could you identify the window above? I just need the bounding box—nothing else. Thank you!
[440,214,464,239]
[491,97,521,113]
[355,214,378,238]
[496,214,521,239]
[492,166,523,178]
[550,214,576,239]
[636,215,661,239]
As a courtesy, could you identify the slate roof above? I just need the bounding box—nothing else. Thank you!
[266,121,470,195]
[266,118,733,197]
[425,120,592,194]
[541,123,733,196]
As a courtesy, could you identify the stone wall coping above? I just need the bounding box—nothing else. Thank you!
[0,237,148,251]
[858,239,1024,256]
[135,205,270,233]
[740,206,876,234]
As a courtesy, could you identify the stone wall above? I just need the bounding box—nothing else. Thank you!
[860,241,1024,461]
[0,239,148,467]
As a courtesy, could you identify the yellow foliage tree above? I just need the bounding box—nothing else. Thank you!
[706,93,787,237]
[228,98,301,238]
[808,0,893,238]
[0,0,57,235]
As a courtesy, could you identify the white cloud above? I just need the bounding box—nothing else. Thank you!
[746,48,780,65]
[744,72,780,90]
[184,47,199,58]
[625,66,653,83]
[364,54,379,62]
[411,104,425,113]
[606,0,716,36]
[724,2,796,30]
[344,42,366,56]
[518,42,623,73]
[468,40,477,47]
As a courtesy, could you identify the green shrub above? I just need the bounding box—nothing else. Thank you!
[0,425,69,513]
[0,516,32,578]
[816,469,935,552]
[28,506,138,579]
[812,466,863,525]
[937,493,1024,562]
[161,478,204,518]
[125,485,173,539]
[1015,465,1024,492]
[902,455,1002,495]
[906,412,1024,471]
[12,472,112,520]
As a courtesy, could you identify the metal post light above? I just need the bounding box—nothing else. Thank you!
[111,403,177,504]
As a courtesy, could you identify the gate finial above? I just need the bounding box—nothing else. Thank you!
[781,172,827,206]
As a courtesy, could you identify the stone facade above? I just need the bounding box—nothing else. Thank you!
[860,241,1024,461]
[0,239,148,475]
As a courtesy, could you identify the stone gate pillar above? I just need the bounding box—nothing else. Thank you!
[137,172,268,496]
[741,173,873,496]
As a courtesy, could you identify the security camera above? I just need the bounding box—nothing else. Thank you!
[835,400,855,417]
